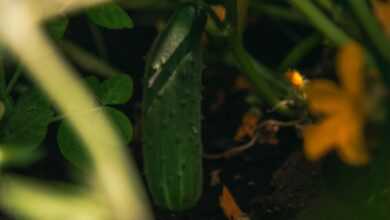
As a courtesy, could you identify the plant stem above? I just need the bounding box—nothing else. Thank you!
[6,64,23,94]
[231,40,281,106]
[289,0,352,46]
[88,23,108,61]
[250,3,306,24]
[348,0,390,63]
[0,54,12,111]
[0,54,6,94]
[226,0,291,109]
[279,33,322,71]
[314,0,335,12]
[60,41,120,77]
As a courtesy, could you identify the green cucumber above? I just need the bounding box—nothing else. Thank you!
[142,4,206,211]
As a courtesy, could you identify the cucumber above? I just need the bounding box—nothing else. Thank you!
[142,4,206,211]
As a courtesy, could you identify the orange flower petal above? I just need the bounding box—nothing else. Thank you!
[305,80,349,114]
[337,113,369,165]
[337,42,364,98]
[219,185,247,220]
[303,118,340,161]
[338,138,369,166]
[211,5,226,22]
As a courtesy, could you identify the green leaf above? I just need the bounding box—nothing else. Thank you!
[99,74,133,105]
[46,16,69,39]
[0,89,53,165]
[84,76,101,97]
[106,107,133,144]
[86,3,134,29]
[57,107,132,169]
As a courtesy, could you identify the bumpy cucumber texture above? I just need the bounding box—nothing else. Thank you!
[142,4,206,211]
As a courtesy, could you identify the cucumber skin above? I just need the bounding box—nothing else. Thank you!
[142,5,206,211]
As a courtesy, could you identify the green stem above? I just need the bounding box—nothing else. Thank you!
[289,0,352,46]
[226,0,291,109]
[348,0,390,63]
[0,55,12,111]
[249,2,306,24]
[60,41,120,78]
[314,0,335,12]
[6,64,23,94]
[231,40,280,105]
[0,55,6,93]
[279,33,322,71]
[88,23,108,61]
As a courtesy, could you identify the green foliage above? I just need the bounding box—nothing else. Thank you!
[0,89,53,166]
[57,74,133,169]
[2,0,390,219]
[0,89,53,149]
[85,76,101,96]
[85,74,133,105]
[86,2,134,29]
[99,74,133,105]
[46,16,69,40]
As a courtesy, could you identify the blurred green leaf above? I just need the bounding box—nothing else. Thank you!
[106,107,133,143]
[57,107,132,169]
[46,16,69,40]
[84,76,101,97]
[86,3,134,29]
[0,89,53,150]
[99,74,133,105]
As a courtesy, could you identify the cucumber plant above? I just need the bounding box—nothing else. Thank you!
[142,3,208,211]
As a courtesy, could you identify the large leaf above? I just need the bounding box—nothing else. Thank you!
[99,74,133,105]
[86,2,133,29]
[0,89,53,149]
[57,107,133,169]
[0,89,53,166]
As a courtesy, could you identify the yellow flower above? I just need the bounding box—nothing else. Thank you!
[303,42,370,166]
[286,69,306,90]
